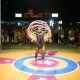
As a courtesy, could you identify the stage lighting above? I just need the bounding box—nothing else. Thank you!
[52,13,58,17]
[58,20,62,24]
[15,13,22,17]
[49,20,54,26]
[77,22,80,23]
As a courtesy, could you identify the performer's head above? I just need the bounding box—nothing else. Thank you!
[37,26,42,33]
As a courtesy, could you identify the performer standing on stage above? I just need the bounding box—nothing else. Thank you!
[35,26,48,60]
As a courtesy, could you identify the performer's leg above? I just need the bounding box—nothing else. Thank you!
[35,46,39,59]
[42,45,46,59]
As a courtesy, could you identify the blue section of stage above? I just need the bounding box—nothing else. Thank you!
[13,56,79,75]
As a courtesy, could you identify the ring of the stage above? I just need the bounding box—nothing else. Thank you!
[13,56,79,75]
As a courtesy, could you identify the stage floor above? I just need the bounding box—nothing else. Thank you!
[0,50,80,80]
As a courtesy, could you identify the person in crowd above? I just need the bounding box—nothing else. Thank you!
[21,29,25,44]
[68,28,75,46]
[17,29,22,45]
[9,31,14,43]
[13,29,18,43]
[3,30,8,42]
[59,29,64,44]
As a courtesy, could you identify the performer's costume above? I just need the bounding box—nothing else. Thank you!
[36,32,45,47]
[26,20,52,60]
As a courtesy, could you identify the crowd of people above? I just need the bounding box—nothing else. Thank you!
[51,27,80,47]
[1,28,29,45]
[1,27,80,47]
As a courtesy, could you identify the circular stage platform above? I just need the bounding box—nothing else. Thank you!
[0,50,80,80]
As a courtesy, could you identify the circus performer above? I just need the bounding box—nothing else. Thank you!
[35,26,48,60]
[27,20,52,60]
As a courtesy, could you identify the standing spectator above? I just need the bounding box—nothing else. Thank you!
[75,28,79,47]
[53,30,58,44]
[64,29,68,44]
[21,30,25,44]
[17,29,22,45]
[1,29,4,43]
[79,30,80,47]
[50,27,54,43]
[58,29,64,44]
[9,31,14,43]
[13,29,18,43]
[24,28,28,44]
[68,28,75,45]
[3,30,8,42]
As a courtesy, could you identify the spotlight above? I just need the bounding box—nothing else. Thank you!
[51,13,58,17]
[58,20,62,24]
[49,20,54,26]
[15,13,22,17]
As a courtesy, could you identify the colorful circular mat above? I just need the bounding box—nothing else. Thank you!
[13,56,79,75]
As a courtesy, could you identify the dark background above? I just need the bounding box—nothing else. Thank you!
[1,0,80,23]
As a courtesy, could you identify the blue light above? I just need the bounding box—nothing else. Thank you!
[49,20,54,26]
